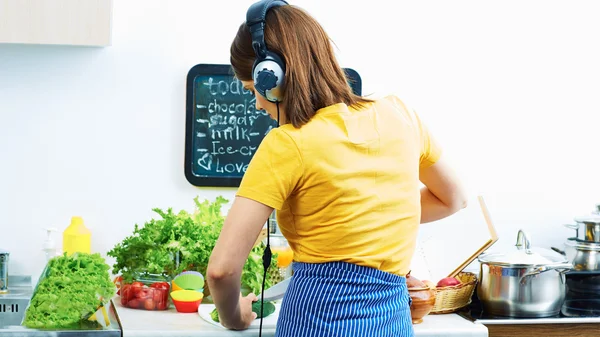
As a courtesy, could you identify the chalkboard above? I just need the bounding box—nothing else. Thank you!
[184,64,362,187]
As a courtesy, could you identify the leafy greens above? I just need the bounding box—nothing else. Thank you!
[23,253,115,329]
[107,196,278,294]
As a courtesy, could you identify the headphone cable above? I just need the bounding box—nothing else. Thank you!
[259,215,272,337]
[259,103,279,337]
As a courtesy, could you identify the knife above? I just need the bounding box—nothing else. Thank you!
[258,277,291,302]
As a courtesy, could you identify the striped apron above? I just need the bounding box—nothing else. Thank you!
[275,261,414,337]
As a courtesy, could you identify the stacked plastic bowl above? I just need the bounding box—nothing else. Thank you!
[170,271,205,313]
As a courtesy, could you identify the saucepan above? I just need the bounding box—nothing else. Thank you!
[477,230,572,317]
[564,208,600,243]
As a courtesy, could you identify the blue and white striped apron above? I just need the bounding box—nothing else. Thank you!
[275,261,414,337]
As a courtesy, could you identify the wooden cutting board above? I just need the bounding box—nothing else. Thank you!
[409,196,499,282]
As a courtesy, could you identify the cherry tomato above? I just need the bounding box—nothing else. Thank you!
[120,285,131,305]
[152,288,164,303]
[155,300,168,310]
[150,282,170,291]
[136,287,152,300]
[129,282,143,297]
[143,298,155,310]
[127,298,141,309]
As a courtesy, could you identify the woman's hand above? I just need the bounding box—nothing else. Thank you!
[221,293,258,330]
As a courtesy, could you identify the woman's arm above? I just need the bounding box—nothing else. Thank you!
[419,156,467,223]
[206,196,274,329]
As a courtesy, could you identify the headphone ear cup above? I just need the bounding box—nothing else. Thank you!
[253,51,285,103]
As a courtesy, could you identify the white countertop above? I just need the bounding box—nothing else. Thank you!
[415,313,488,336]
[114,297,488,337]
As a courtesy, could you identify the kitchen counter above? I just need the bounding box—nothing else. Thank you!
[480,320,600,337]
[114,298,488,337]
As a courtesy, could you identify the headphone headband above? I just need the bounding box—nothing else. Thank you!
[246,0,288,58]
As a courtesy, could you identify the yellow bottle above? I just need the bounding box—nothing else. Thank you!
[63,216,91,255]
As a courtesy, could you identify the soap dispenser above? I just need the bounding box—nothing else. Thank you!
[63,216,91,255]
[43,228,58,261]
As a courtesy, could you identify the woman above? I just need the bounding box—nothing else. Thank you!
[206,1,467,336]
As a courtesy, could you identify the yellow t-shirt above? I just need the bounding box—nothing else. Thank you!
[236,95,441,276]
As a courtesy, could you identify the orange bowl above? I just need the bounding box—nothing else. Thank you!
[172,297,202,313]
[171,281,183,292]
[171,290,204,313]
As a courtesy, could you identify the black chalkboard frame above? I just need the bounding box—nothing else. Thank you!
[184,64,362,187]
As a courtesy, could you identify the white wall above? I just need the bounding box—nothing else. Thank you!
[1,0,599,280]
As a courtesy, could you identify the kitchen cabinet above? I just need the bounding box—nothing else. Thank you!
[486,323,600,337]
[0,0,113,46]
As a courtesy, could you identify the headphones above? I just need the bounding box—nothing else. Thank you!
[246,0,288,103]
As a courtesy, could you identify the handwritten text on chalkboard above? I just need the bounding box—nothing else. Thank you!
[193,75,277,177]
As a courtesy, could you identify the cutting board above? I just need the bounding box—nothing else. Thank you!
[198,302,281,330]
[409,195,498,282]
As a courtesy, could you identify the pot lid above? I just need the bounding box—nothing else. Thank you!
[574,214,600,224]
[478,230,568,266]
[565,238,600,251]
[479,247,567,266]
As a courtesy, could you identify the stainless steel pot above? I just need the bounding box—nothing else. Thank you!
[564,214,600,243]
[477,230,572,317]
[564,238,600,271]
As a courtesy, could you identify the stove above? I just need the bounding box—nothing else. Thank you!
[458,276,600,325]
[457,298,600,325]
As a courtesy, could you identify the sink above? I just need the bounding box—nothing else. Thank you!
[0,276,32,328]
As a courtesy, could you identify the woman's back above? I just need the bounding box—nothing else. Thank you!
[237,95,441,276]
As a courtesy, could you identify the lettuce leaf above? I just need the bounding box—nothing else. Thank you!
[107,196,278,294]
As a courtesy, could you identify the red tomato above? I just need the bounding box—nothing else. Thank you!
[143,298,155,310]
[120,285,131,305]
[127,299,141,309]
[136,287,152,300]
[152,288,164,303]
[129,282,143,298]
[156,300,168,310]
[150,282,170,291]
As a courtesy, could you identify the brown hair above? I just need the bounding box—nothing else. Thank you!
[230,5,372,128]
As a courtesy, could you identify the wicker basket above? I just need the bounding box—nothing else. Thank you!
[430,272,477,314]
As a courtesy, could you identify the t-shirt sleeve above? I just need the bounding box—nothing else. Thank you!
[236,128,304,210]
[388,95,442,169]
[412,107,442,169]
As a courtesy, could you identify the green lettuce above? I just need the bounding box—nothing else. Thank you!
[23,253,115,329]
[107,196,278,294]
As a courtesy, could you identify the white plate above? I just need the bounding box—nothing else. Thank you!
[198,302,281,330]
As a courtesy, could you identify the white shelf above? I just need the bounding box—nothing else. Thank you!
[0,0,113,46]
